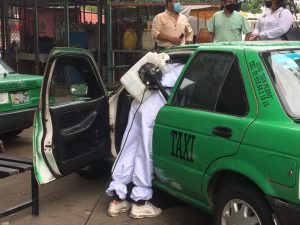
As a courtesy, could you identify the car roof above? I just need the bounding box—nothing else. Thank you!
[195,41,300,52]
[167,41,300,52]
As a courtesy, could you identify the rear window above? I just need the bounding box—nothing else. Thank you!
[0,59,14,75]
[262,50,300,117]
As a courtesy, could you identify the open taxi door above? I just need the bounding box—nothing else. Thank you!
[33,48,110,185]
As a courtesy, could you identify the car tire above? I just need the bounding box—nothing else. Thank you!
[0,129,24,138]
[213,182,275,225]
[77,160,111,180]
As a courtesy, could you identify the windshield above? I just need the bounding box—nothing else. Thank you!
[0,59,14,74]
[263,50,300,117]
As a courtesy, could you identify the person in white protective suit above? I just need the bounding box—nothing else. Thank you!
[106,62,185,218]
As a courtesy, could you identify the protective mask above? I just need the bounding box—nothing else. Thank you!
[265,1,272,8]
[225,3,236,13]
[173,2,181,13]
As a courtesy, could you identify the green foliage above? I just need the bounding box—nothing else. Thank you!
[86,6,97,13]
[108,0,222,3]
[286,0,299,14]
[241,0,263,14]
[241,0,298,14]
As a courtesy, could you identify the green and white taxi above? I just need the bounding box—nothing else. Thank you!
[33,42,300,225]
[0,59,42,137]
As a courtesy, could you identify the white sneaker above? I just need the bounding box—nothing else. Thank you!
[130,201,162,219]
[107,200,131,217]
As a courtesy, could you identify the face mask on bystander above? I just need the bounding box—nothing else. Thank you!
[173,2,181,13]
[225,3,236,13]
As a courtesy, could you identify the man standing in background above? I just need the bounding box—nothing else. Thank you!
[208,0,252,42]
[151,0,193,50]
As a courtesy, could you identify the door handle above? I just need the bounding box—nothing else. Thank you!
[212,127,232,138]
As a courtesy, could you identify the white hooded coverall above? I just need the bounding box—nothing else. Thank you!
[106,63,185,202]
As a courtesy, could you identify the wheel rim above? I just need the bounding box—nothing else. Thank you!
[221,199,262,225]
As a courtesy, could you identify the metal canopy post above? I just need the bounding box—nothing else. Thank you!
[2,0,9,62]
[33,0,40,75]
[97,0,102,74]
[64,0,70,47]
[106,3,113,84]
[0,0,6,58]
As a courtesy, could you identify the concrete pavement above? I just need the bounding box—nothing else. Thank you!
[0,128,212,225]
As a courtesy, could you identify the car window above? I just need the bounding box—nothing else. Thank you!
[215,60,249,116]
[0,59,14,74]
[262,50,300,118]
[172,52,234,111]
[49,56,102,106]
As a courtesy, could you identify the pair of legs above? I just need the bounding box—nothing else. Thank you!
[106,91,166,218]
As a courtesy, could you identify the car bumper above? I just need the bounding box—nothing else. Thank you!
[267,196,300,225]
[0,108,36,135]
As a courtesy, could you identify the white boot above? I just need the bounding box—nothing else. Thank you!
[130,201,162,219]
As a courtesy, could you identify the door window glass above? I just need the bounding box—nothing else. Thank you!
[215,60,249,116]
[173,52,234,111]
[49,56,102,106]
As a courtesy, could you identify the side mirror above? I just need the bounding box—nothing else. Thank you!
[70,83,88,97]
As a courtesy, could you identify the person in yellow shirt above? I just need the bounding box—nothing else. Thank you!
[151,0,193,50]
